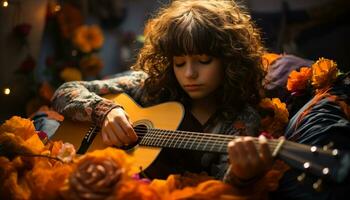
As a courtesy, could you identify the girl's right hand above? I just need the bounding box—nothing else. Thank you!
[101,107,138,147]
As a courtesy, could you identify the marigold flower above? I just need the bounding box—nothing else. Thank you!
[115,179,161,200]
[73,25,104,53]
[259,98,289,137]
[79,54,104,77]
[286,67,312,93]
[311,58,338,89]
[28,158,73,200]
[261,53,281,72]
[59,67,82,82]
[0,116,36,140]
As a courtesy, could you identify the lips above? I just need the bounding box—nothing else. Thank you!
[184,84,203,91]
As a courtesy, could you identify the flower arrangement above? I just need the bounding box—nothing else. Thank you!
[287,58,340,94]
[0,116,288,200]
[258,98,289,138]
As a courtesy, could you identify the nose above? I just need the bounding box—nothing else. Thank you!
[184,62,198,79]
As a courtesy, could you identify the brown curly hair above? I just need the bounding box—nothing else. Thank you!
[132,0,265,119]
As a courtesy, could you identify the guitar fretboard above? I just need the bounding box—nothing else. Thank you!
[134,126,281,153]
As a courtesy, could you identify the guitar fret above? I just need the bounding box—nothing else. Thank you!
[183,132,191,149]
[178,131,185,149]
[172,130,179,148]
[209,134,216,152]
[203,133,211,151]
[154,131,162,146]
[195,133,203,151]
[159,130,167,147]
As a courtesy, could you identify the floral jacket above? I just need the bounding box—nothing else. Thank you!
[52,70,261,179]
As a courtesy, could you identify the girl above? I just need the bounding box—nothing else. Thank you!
[52,0,272,183]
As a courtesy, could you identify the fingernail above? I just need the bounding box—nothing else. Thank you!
[259,135,267,142]
[228,141,235,147]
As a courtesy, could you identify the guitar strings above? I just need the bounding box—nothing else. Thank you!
[132,126,281,146]
[132,127,280,150]
[139,130,279,153]
[132,126,281,145]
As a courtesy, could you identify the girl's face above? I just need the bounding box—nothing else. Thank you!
[173,55,223,100]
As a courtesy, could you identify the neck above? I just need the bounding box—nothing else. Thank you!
[190,95,217,125]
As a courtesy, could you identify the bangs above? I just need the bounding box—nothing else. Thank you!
[159,11,222,57]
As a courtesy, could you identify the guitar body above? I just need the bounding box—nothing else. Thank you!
[52,93,184,171]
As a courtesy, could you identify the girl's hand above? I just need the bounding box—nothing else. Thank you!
[101,107,138,147]
[227,135,273,181]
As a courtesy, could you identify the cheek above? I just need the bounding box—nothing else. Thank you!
[173,67,183,84]
[207,67,223,86]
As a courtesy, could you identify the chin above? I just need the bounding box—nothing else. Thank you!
[188,92,207,100]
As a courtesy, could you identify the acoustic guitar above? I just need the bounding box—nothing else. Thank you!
[52,93,350,185]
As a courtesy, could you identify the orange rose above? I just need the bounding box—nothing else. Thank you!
[286,67,312,93]
[73,25,104,53]
[0,116,36,140]
[311,58,338,89]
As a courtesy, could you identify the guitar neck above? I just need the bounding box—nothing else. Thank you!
[136,127,280,154]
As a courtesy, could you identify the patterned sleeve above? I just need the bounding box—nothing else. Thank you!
[51,71,148,127]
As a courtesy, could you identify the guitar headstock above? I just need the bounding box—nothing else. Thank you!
[277,141,350,187]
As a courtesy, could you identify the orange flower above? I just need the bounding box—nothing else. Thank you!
[259,98,289,137]
[27,158,73,200]
[73,25,104,53]
[0,116,36,140]
[286,67,312,92]
[77,147,138,177]
[62,148,136,199]
[115,179,161,200]
[79,54,104,76]
[59,67,82,82]
[311,58,338,89]
[262,53,281,72]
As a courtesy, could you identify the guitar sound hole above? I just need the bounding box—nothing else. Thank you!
[134,124,148,139]
[120,124,148,150]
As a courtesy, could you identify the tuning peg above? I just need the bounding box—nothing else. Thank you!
[332,149,339,158]
[323,142,334,150]
[312,179,323,191]
[297,172,306,183]
[310,146,317,154]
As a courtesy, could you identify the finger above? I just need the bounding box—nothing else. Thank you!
[259,135,273,168]
[118,114,138,142]
[106,127,123,147]
[232,137,246,165]
[244,137,260,164]
[101,131,112,146]
[228,141,237,164]
[111,121,131,145]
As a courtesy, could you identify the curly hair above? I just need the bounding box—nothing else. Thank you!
[132,0,266,119]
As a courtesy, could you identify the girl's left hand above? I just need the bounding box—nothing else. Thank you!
[227,135,273,181]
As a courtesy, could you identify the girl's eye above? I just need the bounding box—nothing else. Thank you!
[199,58,212,64]
[174,62,186,67]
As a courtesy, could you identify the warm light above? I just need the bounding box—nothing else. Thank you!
[3,88,10,95]
[3,1,8,7]
[54,4,61,12]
